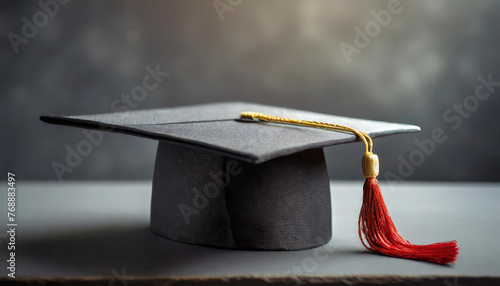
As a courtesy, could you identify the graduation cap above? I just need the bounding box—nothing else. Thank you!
[41,102,458,264]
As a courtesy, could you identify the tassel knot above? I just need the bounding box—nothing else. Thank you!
[239,111,459,264]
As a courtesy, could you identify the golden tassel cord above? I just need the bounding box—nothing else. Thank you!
[239,111,458,264]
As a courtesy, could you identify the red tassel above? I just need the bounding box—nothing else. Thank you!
[358,178,459,264]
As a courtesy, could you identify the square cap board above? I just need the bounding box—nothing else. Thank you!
[41,102,420,250]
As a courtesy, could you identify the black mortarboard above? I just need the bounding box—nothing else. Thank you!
[40,102,458,264]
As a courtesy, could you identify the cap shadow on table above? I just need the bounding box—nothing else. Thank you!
[17,223,380,278]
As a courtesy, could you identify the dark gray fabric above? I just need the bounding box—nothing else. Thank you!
[151,141,331,250]
[151,141,236,248]
[225,148,331,250]
[40,102,420,164]
[40,102,419,250]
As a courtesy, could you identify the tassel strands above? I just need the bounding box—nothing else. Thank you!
[359,178,459,264]
[240,111,459,264]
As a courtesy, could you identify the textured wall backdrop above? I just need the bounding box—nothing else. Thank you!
[1,0,499,181]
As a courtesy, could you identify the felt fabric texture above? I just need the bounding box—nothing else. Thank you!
[40,102,420,250]
[151,141,331,250]
[151,141,236,248]
[40,102,420,164]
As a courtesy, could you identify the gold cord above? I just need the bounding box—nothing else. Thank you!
[240,111,373,153]
[240,111,379,178]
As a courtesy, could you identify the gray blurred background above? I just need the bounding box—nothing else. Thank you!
[1,0,499,182]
